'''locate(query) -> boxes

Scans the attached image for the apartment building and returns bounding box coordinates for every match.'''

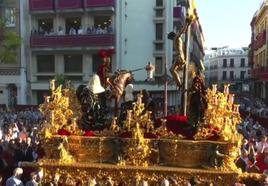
[250,1,268,102]
[0,0,27,107]
[0,0,205,112]
[205,47,250,93]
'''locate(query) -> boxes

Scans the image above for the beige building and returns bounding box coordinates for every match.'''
[205,47,250,93]
[250,1,268,102]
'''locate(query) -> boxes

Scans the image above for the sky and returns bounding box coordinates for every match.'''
[195,0,264,49]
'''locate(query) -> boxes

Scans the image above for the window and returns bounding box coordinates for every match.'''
[64,55,83,73]
[5,8,15,27]
[92,54,103,73]
[240,71,246,80]
[230,71,234,80]
[230,58,234,67]
[222,71,226,80]
[36,55,55,73]
[156,23,163,40]
[240,58,245,67]
[223,59,227,68]
[65,76,83,81]
[156,0,163,7]
[155,43,163,51]
[66,17,81,35]
[38,19,53,34]
[155,9,163,17]
[155,57,163,75]
[37,76,54,81]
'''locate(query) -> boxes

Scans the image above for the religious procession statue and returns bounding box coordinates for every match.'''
[76,74,107,131]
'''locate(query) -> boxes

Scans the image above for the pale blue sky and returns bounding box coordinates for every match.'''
[195,0,264,48]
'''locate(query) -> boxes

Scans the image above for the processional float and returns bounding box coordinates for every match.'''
[22,1,264,185]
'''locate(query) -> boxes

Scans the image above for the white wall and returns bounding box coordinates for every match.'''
[116,0,155,81]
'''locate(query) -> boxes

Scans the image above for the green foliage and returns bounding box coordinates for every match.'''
[0,19,21,64]
[54,74,71,88]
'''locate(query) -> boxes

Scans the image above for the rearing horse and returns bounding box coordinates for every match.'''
[107,70,133,115]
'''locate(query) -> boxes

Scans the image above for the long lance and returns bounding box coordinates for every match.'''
[129,67,145,73]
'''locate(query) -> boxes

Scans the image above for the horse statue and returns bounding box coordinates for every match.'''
[107,69,134,116]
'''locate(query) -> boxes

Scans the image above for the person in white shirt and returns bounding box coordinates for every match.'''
[77,27,84,35]
[69,27,76,35]
[256,136,268,154]
[58,26,64,35]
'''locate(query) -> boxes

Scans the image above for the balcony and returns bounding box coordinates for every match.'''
[173,6,184,19]
[253,30,266,50]
[29,0,54,13]
[56,0,83,12]
[85,0,115,7]
[29,0,115,13]
[173,6,185,28]
[84,0,115,12]
[251,67,268,80]
[30,34,115,50]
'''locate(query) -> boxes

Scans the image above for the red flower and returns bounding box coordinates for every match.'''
[166,114,188,123]
[57,129,71,136]
[83,131,95,137]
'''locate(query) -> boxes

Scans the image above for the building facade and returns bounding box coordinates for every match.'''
[250,1,268,102]
[26,0,186,107]
[205,47,250,93]
[0,0,27,108]
[0,0,205,113]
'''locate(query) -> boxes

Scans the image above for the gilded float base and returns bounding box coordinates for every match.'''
[23,161,245,185]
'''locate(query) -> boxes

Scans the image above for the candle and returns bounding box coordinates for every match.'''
[224,84,230,95]
[228,94,234,105]
[50,79,55,91]
[45,96,50,103]
[212,84,217,94]
[137,94,142,105]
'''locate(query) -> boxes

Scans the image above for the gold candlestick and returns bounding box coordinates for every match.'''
[233,104,240,113]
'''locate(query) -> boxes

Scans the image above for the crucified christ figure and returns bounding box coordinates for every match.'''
[169,20,192,88]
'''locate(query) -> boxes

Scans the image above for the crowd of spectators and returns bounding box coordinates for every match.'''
[235,112,268,185]
[31,25,113,36]
[1,102,268,185]
[238,96,268,119]
[0,107,45,185]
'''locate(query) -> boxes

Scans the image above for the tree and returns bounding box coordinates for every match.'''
[0,20,21,64]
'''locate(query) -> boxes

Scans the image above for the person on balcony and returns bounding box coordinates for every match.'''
[78,27,84,35]
[58,26,64,35]
[48,29,55,36]
[96,25,102,34]
[108,25,113,33]
[86,26,92,35]
[69,27,76,35]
